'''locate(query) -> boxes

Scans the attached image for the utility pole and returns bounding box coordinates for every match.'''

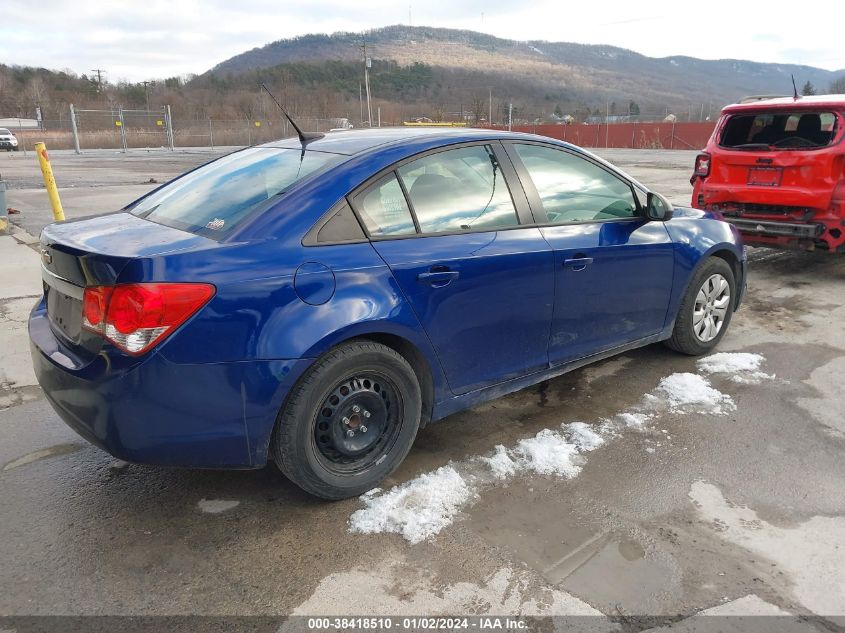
[91,69,105,93]
[141,80,151,111]
[508,103,513,131]
[360,43,373,127]
[359,83,364,125]
[489,88,492,126]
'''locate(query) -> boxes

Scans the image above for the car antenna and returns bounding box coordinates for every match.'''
[260,83,324,145]
[791,74,799,100]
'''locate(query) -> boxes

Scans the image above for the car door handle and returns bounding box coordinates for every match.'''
[417,270,460,287]
[563,257,594,271]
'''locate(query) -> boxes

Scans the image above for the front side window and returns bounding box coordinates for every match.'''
[397,145,519,233]
[513,144,638,223]
[130,147,342,237]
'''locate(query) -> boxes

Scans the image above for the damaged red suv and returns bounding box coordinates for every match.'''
[691,95,845,252]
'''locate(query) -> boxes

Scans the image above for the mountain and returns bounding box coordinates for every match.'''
[209,25,843,113]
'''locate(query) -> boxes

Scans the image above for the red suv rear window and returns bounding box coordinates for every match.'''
[720,111,837,150]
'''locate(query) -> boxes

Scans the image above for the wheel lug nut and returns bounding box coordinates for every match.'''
[363,411,371,418]
[342,416,350,425]
[352,405,360,413]
[360,425,368,433]
[346,430,355,438]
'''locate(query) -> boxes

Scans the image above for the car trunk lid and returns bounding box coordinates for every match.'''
[40,212,213,350]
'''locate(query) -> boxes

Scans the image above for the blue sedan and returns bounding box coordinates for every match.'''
[30,128,746,499]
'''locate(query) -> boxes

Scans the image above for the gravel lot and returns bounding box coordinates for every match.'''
[1,145,843,627]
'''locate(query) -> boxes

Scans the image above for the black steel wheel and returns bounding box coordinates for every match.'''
[273,340,421,499]
[312,372,403,475]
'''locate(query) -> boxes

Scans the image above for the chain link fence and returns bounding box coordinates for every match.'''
[5,106,354,152]
[6,103,716,152]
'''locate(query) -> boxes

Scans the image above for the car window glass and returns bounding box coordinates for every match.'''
[314,201,365,243]
[129,147,341,237]
[397,145,519,233]
[721,112,837,149]
[357,173,416,237]
[513,144,637,223]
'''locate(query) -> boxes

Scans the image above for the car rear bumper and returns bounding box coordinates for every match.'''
[693,181,845,252]
[29,300,311,468]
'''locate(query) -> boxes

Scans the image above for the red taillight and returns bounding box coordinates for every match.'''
[82,286,112,329]
[694,153,711,178]
[82,283,215,355]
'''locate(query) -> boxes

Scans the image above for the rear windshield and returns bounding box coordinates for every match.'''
[129,147,342,237]
[720,111,838,150]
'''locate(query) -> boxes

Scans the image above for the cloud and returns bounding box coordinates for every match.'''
[1,0,843,82]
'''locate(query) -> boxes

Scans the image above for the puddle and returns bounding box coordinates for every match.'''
[2,443,82,471]
[468,480,679,613]
[559,537,677,614]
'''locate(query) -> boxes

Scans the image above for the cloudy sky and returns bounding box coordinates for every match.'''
[2,0,843,82]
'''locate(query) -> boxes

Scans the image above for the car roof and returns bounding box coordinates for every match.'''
[261,126,543,156]
[723,94,845,114]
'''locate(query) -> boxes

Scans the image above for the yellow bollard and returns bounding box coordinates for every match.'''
[35,142,65,222]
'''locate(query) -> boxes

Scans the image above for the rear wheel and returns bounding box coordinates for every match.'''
[272,340,421,499]
[666,257,735,355]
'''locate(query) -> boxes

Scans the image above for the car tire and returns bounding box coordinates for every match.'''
[272,340,421,500]
[665,257,736,356]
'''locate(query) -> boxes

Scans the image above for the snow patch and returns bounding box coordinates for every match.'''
[197,499,240,514]
[513,429,583,477]
[564,422,605,451]
[348,466,474,544]
[697,352,774,384]
[655,372,735,415]
[617,412,651,428]
[348,360,755,544]
[481,445,517,480]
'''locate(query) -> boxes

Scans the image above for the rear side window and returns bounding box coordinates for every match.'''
[130,147,342,237]
[397,145,519,233]
[720,112,838,150]
[356,173,416,237]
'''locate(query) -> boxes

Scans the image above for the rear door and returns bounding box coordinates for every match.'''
[505,142,674,366]
[351,143,555,395]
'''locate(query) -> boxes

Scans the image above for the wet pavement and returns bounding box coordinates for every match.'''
[0,148,844,623]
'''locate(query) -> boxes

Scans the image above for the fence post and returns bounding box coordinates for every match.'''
[165,105,175,150]
[0,175,7,234]
[69,104,81,154]
[247,120,251,146]
[208,118,214,149]
[17,119,27,156]
[670,120,676,150]
[118,108,128,153]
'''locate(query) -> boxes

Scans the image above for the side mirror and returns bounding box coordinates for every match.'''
[645,191,674,221]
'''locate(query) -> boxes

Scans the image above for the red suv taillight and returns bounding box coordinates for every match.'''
[82,283,215,355]
[694,153,711,178]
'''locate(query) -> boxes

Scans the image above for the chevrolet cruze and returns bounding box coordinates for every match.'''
[30,128,746,499]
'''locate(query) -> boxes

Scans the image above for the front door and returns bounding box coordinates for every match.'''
[506,142,675,365]
[352,143,555,395]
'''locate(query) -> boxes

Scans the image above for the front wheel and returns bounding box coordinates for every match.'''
[272,340,421,499]
[665,257,736,355]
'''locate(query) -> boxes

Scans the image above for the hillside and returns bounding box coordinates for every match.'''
[209,25,844,113]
